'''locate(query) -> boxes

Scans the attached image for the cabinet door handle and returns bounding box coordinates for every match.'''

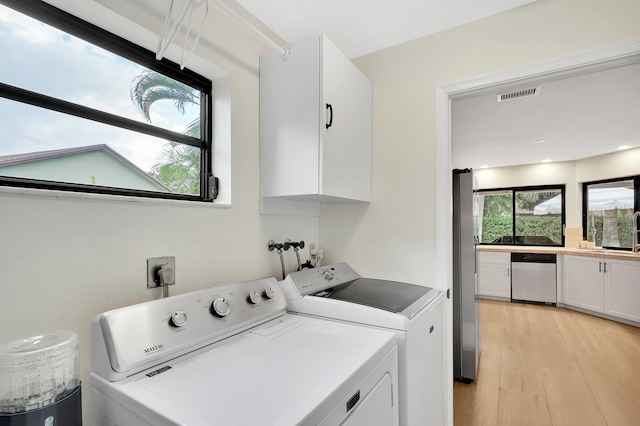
[599,261,602,273]
[326,103,333,129]
[604,262,607,273]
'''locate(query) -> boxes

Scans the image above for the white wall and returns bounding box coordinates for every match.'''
[321,0,640,424]
[0,0,319,419]
[474,161,580,226]
[323,0,640,283]
[577,147,640,183]
[474,147,640,227]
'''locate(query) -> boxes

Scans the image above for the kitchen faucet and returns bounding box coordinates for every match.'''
[633,211,640,253]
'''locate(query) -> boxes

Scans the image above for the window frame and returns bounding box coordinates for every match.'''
[0,0,216,202]
[581,175,640,251]
[477,184,566,247]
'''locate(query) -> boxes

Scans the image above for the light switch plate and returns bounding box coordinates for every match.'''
[147,256,176,288]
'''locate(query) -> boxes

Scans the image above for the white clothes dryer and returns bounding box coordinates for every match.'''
[90,277,399,426]
[279,263,445,426]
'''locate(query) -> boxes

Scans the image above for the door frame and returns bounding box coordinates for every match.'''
[435,37,640,426]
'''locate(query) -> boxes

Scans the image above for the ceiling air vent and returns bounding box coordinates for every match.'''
[497,86,541,102]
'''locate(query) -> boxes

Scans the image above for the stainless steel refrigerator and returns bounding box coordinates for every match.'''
[452,168,480,383]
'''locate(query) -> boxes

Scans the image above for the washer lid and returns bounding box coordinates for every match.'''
[316,278,438,316]
[282,263,441,320]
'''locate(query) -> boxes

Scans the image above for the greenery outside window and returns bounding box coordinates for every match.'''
[582,177,640,250]
[0,0,216,201]
[477,185,565,246]
[476,189,513,243]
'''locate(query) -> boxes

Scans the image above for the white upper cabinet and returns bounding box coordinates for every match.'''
[260,34,372,207]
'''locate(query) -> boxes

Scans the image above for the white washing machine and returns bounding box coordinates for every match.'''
[279,263,445,426]
[90,277,399,426]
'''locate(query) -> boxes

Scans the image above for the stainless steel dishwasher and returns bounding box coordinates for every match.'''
[511,253,557,304]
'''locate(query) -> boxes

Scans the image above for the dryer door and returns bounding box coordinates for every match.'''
[317,344,399,426]
[340,374,394,426]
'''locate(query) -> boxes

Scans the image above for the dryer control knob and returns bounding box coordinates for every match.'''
[263,287,276,300]
[211,298,230,318]
[247,291,261,305]
[169,311,187,327]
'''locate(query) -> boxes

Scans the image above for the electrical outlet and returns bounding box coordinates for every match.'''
[147,257,176,288]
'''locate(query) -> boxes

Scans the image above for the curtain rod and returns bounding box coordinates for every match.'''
[207,0,289,58]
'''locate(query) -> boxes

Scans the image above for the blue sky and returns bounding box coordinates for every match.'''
[0,4,199,171]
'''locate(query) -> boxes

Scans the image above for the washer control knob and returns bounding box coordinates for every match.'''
[322,270,335,282]
[169,311,187,327]
[211,298,230,318]
[247,291,261,305]
[263,287,276,300]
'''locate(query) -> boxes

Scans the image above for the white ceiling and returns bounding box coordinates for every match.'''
[234,0,538,59]
[227,0,640,170]
[452,61,640,169]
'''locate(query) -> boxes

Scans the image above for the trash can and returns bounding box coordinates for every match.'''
[0,330,82,425]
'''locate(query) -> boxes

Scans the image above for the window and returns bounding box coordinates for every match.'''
[476,190,513,243]
[0,0,216,201]
[582,177,640,250]
[477,185,565,246]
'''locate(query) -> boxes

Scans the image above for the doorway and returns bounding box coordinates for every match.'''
[435,36,640,426]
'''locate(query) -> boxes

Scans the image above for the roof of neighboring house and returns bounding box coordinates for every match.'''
[0,144,170,191]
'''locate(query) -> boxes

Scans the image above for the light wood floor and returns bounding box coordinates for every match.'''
[453,300,640,426]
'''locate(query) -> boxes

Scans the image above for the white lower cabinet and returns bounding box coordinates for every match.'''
[564,256,605,312]
[479,251,640,326]
[477,252,511,299]
[605,259,640,323]
[565,255,640,322]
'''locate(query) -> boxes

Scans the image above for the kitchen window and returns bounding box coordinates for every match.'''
[0,0,216,201]
[582,176,640,250]
[477,185,565,246]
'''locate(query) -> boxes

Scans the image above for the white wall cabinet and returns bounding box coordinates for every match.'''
[477,252,511,299]
[260,33,372,208]
[605,259,640,323]
[564,255,605,312]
